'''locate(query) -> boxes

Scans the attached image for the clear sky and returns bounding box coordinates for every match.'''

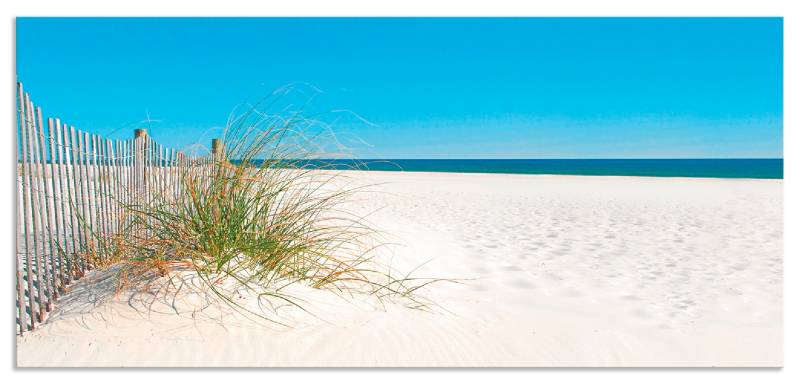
[16,17,783,159]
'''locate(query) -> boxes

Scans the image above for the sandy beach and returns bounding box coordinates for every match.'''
[15,171,783,367]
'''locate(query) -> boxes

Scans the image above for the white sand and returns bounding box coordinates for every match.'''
[16,172,783,367]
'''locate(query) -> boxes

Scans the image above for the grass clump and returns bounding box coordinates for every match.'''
[108,97,439,324]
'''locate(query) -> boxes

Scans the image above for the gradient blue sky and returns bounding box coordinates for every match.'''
[16,17,783,158]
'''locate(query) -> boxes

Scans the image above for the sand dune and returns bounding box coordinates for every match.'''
[16,172,783,367]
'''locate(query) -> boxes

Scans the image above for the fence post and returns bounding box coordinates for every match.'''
[134,129,147,190]
[134,129,147,238]
[211,138,224,161]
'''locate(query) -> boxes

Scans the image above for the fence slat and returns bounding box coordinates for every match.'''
[101,136,110,258]
[125,139,132,236]
[16,84,31,333]
[110,140,119,237]
[54,119,73,285]
[78,131,92,270]
[147,136,154,239]
[27,100,44,319]
[46,118,63,295]
[63,123,78,279]
[70,126,87,276]
[16,170,27,334]
[86,133,96,262]
[103,139,114,254]
[35,107,58,307]
[91,135,104,262]
[27,98,47,321]
[93,135,103,262]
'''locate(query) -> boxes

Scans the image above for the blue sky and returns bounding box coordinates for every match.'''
[16,17,782,158]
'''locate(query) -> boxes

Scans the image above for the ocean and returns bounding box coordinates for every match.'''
[296,159,783,179]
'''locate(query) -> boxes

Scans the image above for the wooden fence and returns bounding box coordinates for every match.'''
[15,82,218,335]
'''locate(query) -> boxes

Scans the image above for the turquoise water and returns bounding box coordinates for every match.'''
[299,159,783,179]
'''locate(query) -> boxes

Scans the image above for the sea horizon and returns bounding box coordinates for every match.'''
[286,158,784,179]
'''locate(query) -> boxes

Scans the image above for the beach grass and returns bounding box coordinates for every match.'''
[77,98,442,325]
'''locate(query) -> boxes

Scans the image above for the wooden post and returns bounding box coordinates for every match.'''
[134,129,146,238]
[135,129,147,203]
[210,139,221,198]
[211,138,224,161]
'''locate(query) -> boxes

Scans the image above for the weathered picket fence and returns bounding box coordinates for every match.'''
[15,82,219,335]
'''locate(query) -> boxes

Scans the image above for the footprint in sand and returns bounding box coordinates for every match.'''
[508,278,536,290]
